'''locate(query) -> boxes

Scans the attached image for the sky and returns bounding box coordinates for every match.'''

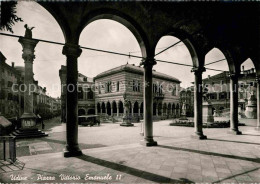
[0,1,255,98]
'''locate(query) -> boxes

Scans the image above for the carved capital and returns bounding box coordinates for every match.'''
[140,57,157,67]
[191,67,206,75]
[22,53,35,63]
[62,44,82,58]
[228,73,239,80]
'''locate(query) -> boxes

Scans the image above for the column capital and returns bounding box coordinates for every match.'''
[228,73,239,80]
[22,53,35,63]
[191,67,206,74]
[256,77,260,84]
[140,57,157,67]
[18,37,39,50]
[62,44,82,58]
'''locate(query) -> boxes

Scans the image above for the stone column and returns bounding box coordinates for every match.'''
[117,103,119,117]
[191,67,207,139]
[228,74,242,135]
[138,106,141,116]
[59,66,67,123]
[18,37,38,128]
[140,58,157,146]
[62,44,82,157]
[255,78,260,131]
[156,108,158,117]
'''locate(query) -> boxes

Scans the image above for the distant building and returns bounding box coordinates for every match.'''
[59,66,95,123]
[0,52,22,118]
[0,51,61,119]
[180,86,194,117]
[181,67,257,118]
[94,63,181,121]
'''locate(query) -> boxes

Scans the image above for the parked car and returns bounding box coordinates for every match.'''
[78,115,100,126]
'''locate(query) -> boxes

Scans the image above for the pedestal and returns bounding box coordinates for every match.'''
[120,116,134,127]
[203,101,214,125]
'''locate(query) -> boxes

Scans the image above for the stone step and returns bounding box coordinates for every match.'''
[10,129,48,139]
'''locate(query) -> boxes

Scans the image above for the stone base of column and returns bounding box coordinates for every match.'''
[140,137,157,146]
[191,132,207,140]
[64,145,82,157]
[120,122,134,127]
[140,132,144,136]
[255,127,260,131]
[227,129,242,135]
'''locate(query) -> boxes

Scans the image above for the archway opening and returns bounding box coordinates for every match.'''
[112,101,117,114]
[240,58,257,118]
[97,103,101,114]
[153,103,157,116]
[78,109,86,116]
[133,102,139,114]
[118,101,124,114]
[101,102,106,114]
[154,35,196,119]
[88,109,95,115]
[204,48,229,117]
[107,102,111,116]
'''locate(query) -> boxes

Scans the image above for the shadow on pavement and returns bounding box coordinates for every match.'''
[76,154,193,183]
[157,145,260,163]
[213,167,260,183]
[207,138,260,146]
[41,137,106,150]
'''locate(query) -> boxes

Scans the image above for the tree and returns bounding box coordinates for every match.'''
[0,1,23,33]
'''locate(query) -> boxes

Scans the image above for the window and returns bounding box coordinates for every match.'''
[87,89,94,99]
[78,87,83,99]
[98,85,101,94]
[116,81,120,92]
[172,85,176,96]
[105,81,112,93]
[158,83,163,94]
[133,80,140,92]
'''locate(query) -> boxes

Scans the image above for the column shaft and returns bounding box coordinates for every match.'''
[141,58,157,146]
[192,68,207,139]
[256,80,260,130]
[229,74,242,134]
[63,44,82,157]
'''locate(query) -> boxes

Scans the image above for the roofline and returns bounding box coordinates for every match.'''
[94,65,181,83]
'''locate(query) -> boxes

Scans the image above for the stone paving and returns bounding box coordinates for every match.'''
[1,118,260,183]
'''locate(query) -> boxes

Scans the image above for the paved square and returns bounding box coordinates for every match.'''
[1,118,260,183]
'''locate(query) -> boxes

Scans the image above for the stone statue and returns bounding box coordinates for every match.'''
[24,24,35,38]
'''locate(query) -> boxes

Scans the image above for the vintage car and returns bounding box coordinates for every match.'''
[78,115,100,126]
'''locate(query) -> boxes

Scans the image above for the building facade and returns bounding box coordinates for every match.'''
[0,52,61,119]
[182,67,257,118]
[59,65,95,123]
[94,63,181,121]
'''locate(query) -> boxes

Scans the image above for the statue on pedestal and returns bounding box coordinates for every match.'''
[202,86,214,124]
[24,24,35,38]
[245,91,257,119]
[120,93,134,127]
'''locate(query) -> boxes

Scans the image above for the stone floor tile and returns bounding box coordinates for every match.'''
[173,167,188,174]
[202,169,218,178]
[216,167,232,174]
[186,173,203,182]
